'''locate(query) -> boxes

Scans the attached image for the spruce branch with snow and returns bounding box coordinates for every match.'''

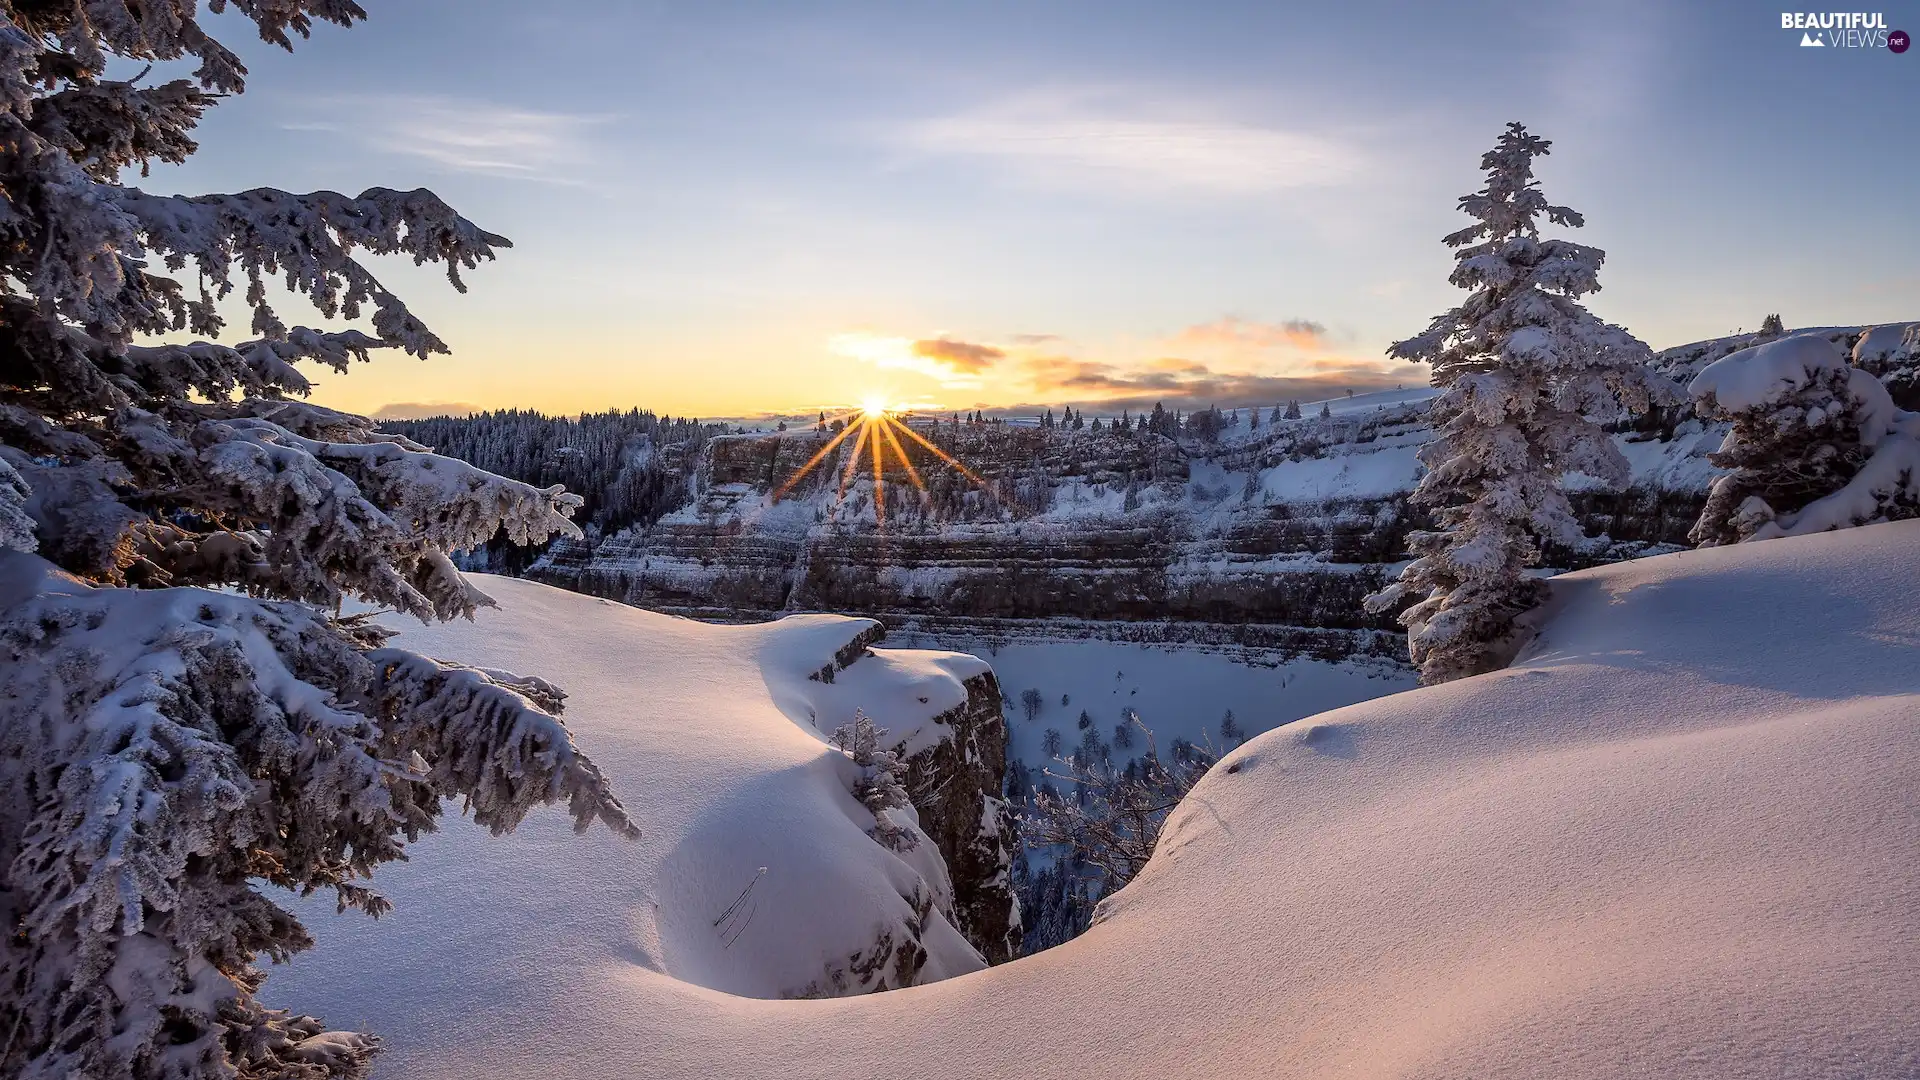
[1366,122,1678,684]
[0,6,633,1078]
[1688,334,1920,544]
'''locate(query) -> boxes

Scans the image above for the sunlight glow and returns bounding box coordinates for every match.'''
[770,405,982,529]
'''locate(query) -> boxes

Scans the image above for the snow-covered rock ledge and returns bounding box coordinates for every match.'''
[268,576,1014,1008]
[277,522,1917,1079]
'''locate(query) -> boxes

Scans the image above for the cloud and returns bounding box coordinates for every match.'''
[1010,353,1421,414]
[829,324,1413,414]
[285,96,606,184]
[1143,356,1213,375]
[1171,316,1329,351]
[911,337,1005,374]
[831,332,996,386]
[898,88,1359,196]
[371,401,483,420]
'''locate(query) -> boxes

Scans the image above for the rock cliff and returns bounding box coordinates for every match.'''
[530,323,1915,660]
[528,397,1704,663]
[814,625,1022,965]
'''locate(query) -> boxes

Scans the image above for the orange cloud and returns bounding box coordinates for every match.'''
[1144,356,1212,375]
[910,337,1005,374]
[1008,351,1421,413]
[372,400,483,419]
[1172,316,1329,352]
[827,325,1415,415]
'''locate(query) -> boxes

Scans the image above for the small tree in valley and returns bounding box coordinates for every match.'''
[1365,123,1675,684]
[1219,709,1244,746]
[1020,687,1045,722]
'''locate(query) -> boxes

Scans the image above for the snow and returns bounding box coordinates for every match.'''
[1752,412,1920,540]
[1256,440,1422,501]
[270,521,1920,1078]
[1300,385,1440,416]
[269,578,991,1011]
[956,637,1412,769]
[1851,321,1917,369]
[1576,424,1721,492]
[1687,332,1852,413]
[1689,332,1920,542]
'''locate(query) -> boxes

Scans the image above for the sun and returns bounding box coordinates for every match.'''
[771,398,985,528]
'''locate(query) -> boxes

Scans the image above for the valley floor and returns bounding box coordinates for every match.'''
[270,521,1920,1079]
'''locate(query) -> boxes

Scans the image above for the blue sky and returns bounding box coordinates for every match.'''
[146,0,1917,420]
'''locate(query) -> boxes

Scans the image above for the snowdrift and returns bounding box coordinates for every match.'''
[270,580,996,1012]
[276,525,1919,1078]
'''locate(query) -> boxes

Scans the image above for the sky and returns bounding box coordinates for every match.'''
[142,0,1917,422]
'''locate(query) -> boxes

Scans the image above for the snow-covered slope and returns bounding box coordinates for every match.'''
[276,523,1918,1078]
[268,578,1004,1014]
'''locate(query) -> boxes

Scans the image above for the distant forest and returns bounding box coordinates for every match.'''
[383,408,727,569]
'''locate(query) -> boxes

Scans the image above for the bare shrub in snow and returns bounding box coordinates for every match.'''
[1689,334,1920,544]
[0,7,635,1078]
[1366,123,1677,684]
[1023,715,1213,897]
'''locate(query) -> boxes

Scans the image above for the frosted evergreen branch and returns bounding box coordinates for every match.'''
[0,554,635,1079]
[106,185,509,354]
[367,648,640,838]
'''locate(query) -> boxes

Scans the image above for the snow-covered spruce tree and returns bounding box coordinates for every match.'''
[831,711,918,852]
[0,7,637,1079]
[1689,334,1920,544]
[1366,123,1675,684]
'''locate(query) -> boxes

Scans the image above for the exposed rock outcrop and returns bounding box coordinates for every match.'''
[818,625,1022,964]
[898,669,1020,964]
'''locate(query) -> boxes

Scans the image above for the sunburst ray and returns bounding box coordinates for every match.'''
[877,417,927,493]
[771,406,984,524]
[838,420,872,501]
[869,414,886,526]
[891,420,987,485]
[773,420,859,500]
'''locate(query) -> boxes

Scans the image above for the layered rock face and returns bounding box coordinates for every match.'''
[529,324,1915,661]
[530,399,1702,663]
[899,669,1020,964]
